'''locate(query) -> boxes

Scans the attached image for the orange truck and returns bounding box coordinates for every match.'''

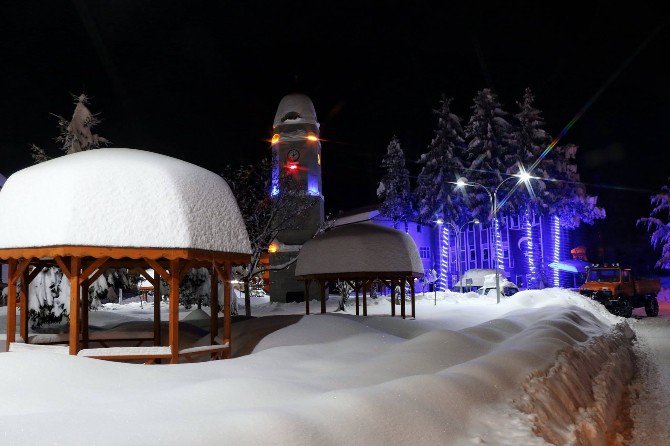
[579,266,660,318]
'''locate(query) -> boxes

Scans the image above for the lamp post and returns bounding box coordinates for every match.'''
[455,170,537,303]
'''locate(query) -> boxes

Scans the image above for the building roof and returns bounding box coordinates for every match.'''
[295,223,423,278]
[273,94,319,128]
[0,148,251,254]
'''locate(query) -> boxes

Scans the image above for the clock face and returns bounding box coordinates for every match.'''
[287,148,300,162]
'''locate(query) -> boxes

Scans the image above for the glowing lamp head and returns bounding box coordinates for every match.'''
[268,243,278,253]
[435,218,444,225]
[456,178,468,188]
[473,219,480,224]
[271,134,280,144]
[287,163,298,170]
[306,134,318,142]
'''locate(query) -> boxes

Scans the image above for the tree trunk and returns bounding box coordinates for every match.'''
[244,278,251,317]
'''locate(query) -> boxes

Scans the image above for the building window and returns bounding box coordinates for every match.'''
[419,247,430,259]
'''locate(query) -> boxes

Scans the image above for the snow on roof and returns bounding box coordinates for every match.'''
[295,223,423,277]
[0,148,251,254]
[273,94,319,128]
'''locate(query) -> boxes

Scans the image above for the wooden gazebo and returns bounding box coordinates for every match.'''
[294,223,424,319]
[0,149,251,364]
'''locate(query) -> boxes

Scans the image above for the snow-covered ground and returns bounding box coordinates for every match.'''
[0,288,641,445]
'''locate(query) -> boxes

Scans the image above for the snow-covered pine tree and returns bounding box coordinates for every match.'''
[639,179,670,269]
[463,88,512,221]
[377,136,412,229]
[505,88,552,214]
[415,95,470,225]
[30,93,109,163]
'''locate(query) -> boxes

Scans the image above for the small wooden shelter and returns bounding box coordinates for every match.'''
[0,149,251,364]
[295,223,423,318]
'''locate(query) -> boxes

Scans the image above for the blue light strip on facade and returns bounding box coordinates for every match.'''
[526,213,536,289]
[439,226,449,291]
[553,216,561,287]
[271,161,279,197]
[494,217,505,274]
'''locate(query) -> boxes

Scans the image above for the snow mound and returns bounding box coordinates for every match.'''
[295,223,423,277]
[273,93,318,127]
[0,149,251,254]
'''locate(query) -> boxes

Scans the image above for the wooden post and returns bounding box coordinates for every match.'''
[169,259,181,364]
[6,259,17,351]
[69,257,81,355]
[153,273,162,347]
[305,280,311,314]
[223,262,232,358]
[320,281,326,314]
[20,269,29,343]
[355,284,360,316]
[362,282,367,317]
[400,278,406,320]
[81,278,89,348]
[410,278,416,319]
[209,267,218,345]
[390,280,396,317]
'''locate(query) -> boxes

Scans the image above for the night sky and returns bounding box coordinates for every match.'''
[1,2,669,267]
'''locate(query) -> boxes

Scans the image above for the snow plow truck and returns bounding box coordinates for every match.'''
[579,265,660,318]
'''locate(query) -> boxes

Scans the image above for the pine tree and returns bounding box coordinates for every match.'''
[377,136,412,228]
[639,180,670,269]
[463,88,512,220]
[415,95,470,225]
[505,88,552,214]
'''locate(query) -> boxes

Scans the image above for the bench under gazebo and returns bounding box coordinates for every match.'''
[295,223,423,318]
[0,148,251,364]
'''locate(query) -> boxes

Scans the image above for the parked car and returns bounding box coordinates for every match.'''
[579,265,660,317]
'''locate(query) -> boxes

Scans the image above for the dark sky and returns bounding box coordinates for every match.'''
[1,1,669,265]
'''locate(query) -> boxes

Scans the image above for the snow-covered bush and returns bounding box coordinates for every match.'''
[27,267,70,328]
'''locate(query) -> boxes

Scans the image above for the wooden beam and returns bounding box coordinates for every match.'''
[390,279,396,317]
[54,256,72,278]
[222,262,232,358]
[169,259,181,364]
[362,282,367,317]
[15,258,31,281]
[304,280,310,315]
[410,278,416,319]
[209,267,218,345]
[133,267,152,283]
[20,270,29,343]
[179,260,193,281]
[68,257,81,355]
[80,257,110,284]
[355,285,359,316]
[6,259,18,351]
[152,271,162,348]
[145,258,170,281]
[81,278,89,348]
[400,278,406,320]
[27,264,45,284]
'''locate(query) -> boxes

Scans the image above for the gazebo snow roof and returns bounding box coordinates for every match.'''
[0,148,251,256]
[295,223,424,279]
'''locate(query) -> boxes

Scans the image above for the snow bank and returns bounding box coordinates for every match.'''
[0,289,635,445]
[0,148,251,254]
[295,223,423,277]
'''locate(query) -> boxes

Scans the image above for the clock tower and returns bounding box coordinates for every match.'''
[269,94,325,302]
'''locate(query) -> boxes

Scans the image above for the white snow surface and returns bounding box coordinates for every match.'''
[295,222,423,277]
[273,93,319,127]
[0,288,638,445]
[0,148,251,254]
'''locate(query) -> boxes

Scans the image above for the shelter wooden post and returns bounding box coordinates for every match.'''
[69,257,81,355]
[81,278,89,348]
[320,281,326,314]
[390,280,396,317]
[20,268,29,343]
[304,280,310,315]
[400,278,406,320]
[222,262,232,358]
[362,282,367,316]
[355,284,360,316]
[6,259,17,351]
[169,259,181,364]
[410,278,416,319]
[209,267,218,345]
[152,272,162,347]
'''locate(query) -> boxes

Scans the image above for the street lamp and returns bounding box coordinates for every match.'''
[455,168,538,303]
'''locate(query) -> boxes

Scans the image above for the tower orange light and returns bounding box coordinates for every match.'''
[271,134,280,144]
[306,134,318,141]
[268,243,278,253]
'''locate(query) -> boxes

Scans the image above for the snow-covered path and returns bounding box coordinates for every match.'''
[628,303,670,445]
